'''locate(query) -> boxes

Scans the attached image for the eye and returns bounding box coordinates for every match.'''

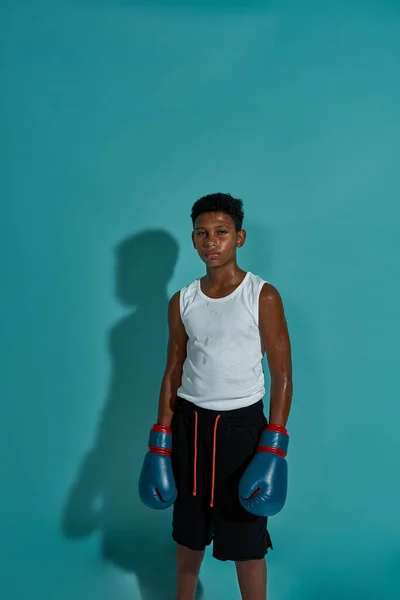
[196,231,205,236]
[217,230,228,235]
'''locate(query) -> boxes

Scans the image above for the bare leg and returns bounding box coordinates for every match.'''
[176,543,205,600]
[235,558,267,600]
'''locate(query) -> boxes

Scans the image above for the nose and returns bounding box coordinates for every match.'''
[204,234,217,248]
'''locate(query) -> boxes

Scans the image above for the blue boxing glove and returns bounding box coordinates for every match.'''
[138,424,177,509]
[239,424,289,517]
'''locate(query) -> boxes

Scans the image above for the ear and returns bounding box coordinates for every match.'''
[236,229,246,248]
[191,231,197,249]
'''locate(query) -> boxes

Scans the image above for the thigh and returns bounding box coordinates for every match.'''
[171,407,212,551]
[214,401,266,509]
[212,405,273,561]
[172,494,212,552]
[213,508,272,562]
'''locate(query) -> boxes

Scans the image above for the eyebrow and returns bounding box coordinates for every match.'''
[194,223,231,231]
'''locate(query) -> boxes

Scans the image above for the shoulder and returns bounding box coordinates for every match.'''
[168,278,198,317]
[246,272,280,302]
[176,278,199,314]
[259,281,282,303]
[168,278,197,304]
[168,290,181,312]
[168,290,190,336]
[258,281,286,322]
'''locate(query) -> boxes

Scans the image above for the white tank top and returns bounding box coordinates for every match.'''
[177,271,268,411]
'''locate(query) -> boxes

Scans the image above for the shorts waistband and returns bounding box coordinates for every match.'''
[176,397,264,422]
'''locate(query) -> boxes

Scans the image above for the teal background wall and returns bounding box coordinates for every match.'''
[1,1,400,598]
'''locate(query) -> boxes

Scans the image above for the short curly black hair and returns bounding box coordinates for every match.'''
[191,193,244,231]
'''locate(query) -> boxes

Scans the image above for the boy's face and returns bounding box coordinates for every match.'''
[192,211,246,267]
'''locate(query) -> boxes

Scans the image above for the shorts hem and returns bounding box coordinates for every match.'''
[172,532,210,553]
[212,548,271,562]
[212,531,273,562]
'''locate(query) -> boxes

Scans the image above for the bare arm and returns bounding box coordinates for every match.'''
[157,291,188,427]
[259,283,293,427]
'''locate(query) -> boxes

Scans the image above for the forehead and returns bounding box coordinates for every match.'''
[194,211,235,229]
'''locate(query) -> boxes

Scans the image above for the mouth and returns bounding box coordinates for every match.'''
[204,252,220,259]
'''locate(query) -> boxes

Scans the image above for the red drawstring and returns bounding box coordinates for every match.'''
[210,415,221,508]
[192,411,221,507]
[193,411,198,496]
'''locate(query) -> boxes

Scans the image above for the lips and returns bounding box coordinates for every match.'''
[205,252,220,258]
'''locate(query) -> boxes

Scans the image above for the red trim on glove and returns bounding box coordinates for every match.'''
[149,446,172,456]
[152,424,172,435]
[257,445,287,458]
[266,424,288,436]
[250,487,260,498]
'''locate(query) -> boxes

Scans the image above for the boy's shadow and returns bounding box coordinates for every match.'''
[61,230,203,600]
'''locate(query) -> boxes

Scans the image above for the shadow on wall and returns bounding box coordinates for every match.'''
[60,229,203,600]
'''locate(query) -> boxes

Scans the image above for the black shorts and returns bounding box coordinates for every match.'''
[171,397,273,562]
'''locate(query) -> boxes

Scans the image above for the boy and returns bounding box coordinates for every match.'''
[139,193,293,600]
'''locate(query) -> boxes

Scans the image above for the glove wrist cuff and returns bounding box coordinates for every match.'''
[266,424,288,436]
[260,424,289,456]
[148,424,173,455]
[152,424,172,435]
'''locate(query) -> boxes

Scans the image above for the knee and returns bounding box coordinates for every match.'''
[177,544,205,574]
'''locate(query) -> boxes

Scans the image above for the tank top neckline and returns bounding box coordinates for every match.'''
[197,271,251,303]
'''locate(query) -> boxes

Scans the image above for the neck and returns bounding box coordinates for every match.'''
[204,261,245,285]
